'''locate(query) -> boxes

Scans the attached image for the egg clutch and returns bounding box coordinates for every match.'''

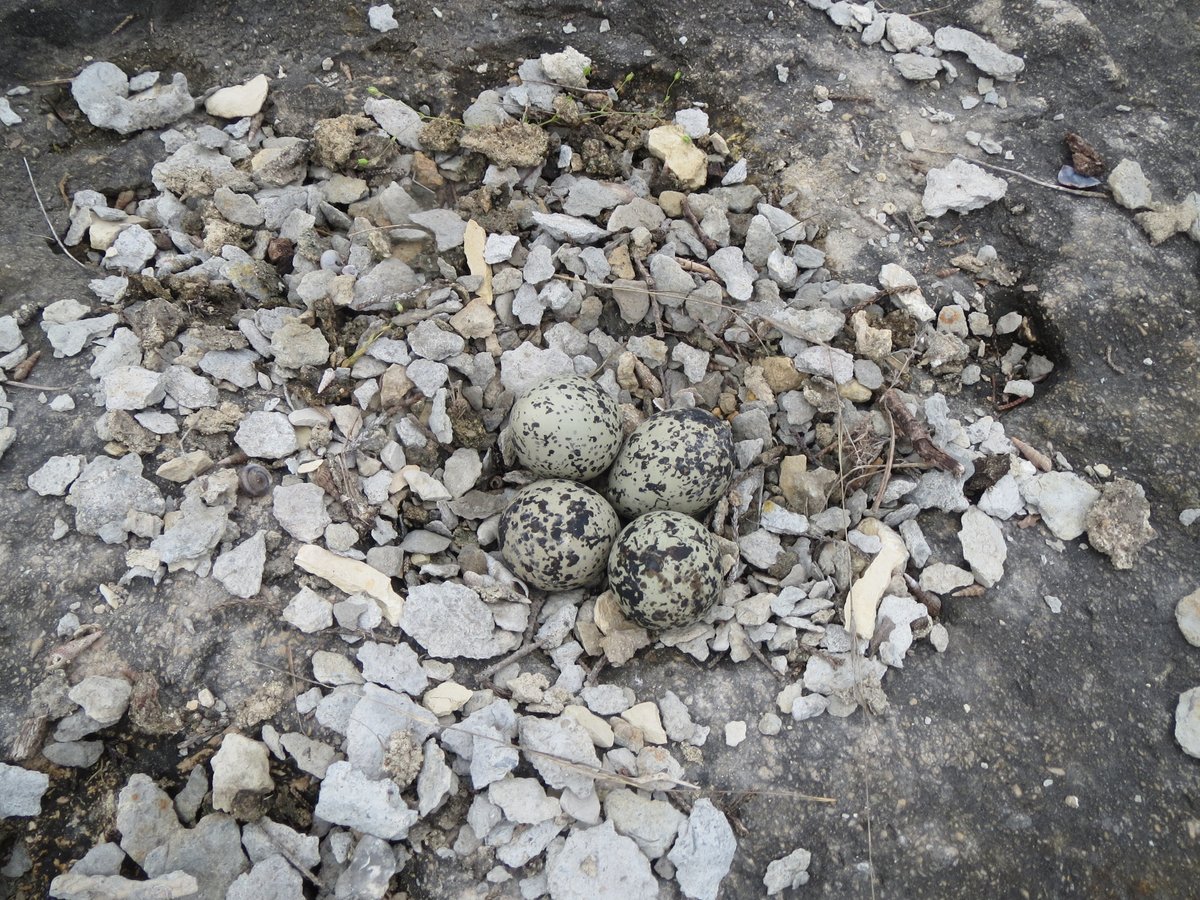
[497,375,735,630]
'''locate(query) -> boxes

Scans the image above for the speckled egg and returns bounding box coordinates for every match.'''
[605,408,735,518]
[498,479,620,590]
[608,511,723,629]
[508,376,623,481]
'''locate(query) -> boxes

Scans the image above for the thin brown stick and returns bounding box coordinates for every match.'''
[23,157,89,270]
[681,196,719,255]
[675,257,717,278]
[477,594,546,683]
[880,389,964,475]
[953,154,1108,199]
[870,409,897,514]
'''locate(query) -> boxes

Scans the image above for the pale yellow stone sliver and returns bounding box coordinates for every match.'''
[294,543,404,625]
[844,518,909,642]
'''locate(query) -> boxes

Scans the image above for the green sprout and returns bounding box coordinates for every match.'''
[662,70,682,105]
[366,86,382,96]
[356,157,371,168]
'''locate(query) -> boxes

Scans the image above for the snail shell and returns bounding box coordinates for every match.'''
[239,463,272,497]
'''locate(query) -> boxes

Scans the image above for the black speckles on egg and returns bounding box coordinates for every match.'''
[605,408,735,518]
[508,375,623,480]
[498,479,620,590]
[607,511,722,629]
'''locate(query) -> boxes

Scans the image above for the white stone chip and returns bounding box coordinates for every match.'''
[235,411,298,459]
[212,530,266,598]
[668,798,737,900]
[28,455,85,496]
[546,821,658,899]
[958,507,1006,587]
[922,158,1008,218]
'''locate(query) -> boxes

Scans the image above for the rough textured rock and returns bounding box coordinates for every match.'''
[933,26,1026,80]
[922,159,1008,218]
[315,761,420,840]
[398,583,519,658]
[1084,477,1156,569]
[668,798,736,900]
[72,61,194,134]
[0,763,49,818]
[546,821,659,899]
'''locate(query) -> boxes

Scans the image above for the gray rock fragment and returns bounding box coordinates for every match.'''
[270,319,329,368]
[605,788,685,859]
[68,675,132,727]
[335,836,399,900]
[417,738,457,817]
[72,61,194,134]
[235,411,298,460]
[0,763,49,818]
[103,226,158,271]
[531,212,610,244]
[764,847,812,894]
[518,715,600,799]
[922,158,1008,218]
[1177,687,1200,759]
[1108,159,1153,210]
[1019,471,1099,541]
[886,14,933,51]
[708,246,754,301]
[212,531,266,598]
[102,365,165,411]
[400,583,520,659]
[67,455,165,542]
[227,855,303,900]
[357,641,429,695]
[410,208,468,251]
[152,142,254,198]
[934,26,1025,80]
[142,813,248,900]
[116,774,183,865]
[28,455,85,497]
[893,53,942,81]
[1177,588,1200,648]
[668,798,736,900]
[42,740,105,768]
[546,821,658,900]
[49,870,199,899]
[210,733,273,814]
[346,684,437,778]
[958,507,1006,587]
[315,761,420,840]
[499,342,574,397]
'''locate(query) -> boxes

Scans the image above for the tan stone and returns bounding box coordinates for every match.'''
[562,705,615,748]
[462,219,492,304]
[621,702,667,745]
[606,243,635,280]
[155,450,213,483]
[658,190,686,217]
[449,299,496,339]
[646,125,707,190]
[845,519,908,641]
[759,356,804,393]
[205,74,269,118]
[779,456,838,515]
[423,681,473,717]
[837,379,873,402]
[599,629,650,667]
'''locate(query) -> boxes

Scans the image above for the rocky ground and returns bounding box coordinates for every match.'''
[1,1,1199,898]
